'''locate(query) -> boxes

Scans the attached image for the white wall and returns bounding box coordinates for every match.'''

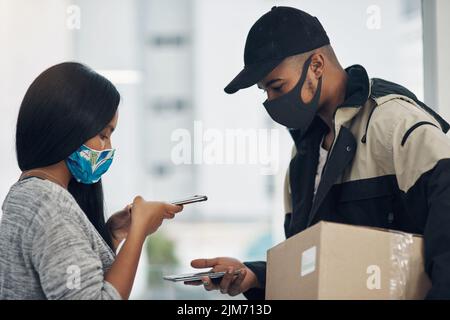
[0,0,74,216]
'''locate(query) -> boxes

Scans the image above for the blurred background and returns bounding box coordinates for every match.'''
[0,0,448,299]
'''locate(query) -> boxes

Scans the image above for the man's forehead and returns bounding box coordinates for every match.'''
[257,60,291,89]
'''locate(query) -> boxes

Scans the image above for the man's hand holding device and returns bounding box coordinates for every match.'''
[156,196,260,297]
[182,258,260,297]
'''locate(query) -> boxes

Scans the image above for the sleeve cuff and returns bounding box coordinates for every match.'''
[243,261,267,300]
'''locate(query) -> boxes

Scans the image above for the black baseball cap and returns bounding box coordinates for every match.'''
[224,6,330,94]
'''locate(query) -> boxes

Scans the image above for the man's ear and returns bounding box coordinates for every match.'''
[310,53,325,79]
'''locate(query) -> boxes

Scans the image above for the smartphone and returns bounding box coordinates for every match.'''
[171,195,208,206]
[163,270,240,283]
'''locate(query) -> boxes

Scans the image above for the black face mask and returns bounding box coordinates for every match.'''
[263,55,322,133]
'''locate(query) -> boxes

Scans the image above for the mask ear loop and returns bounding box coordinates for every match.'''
[297,55,323,106]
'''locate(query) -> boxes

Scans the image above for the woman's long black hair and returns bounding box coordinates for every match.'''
[15,62,120,249]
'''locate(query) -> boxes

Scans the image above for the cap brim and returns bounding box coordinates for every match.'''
[224,58,284,94]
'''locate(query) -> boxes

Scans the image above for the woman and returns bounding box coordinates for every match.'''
[0,62,183,299]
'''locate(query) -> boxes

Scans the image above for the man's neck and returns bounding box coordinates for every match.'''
[317,69,349,151]
[318,69,349,130]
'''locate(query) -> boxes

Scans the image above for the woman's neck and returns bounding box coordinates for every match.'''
[22,161,72,189]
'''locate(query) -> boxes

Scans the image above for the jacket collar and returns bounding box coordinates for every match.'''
[332,65,372,130]
[340,64,371,109]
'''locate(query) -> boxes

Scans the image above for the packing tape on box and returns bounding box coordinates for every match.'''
[389,231,414,299]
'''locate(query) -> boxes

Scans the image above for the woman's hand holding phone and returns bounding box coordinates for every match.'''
[106,195,207,299]
[105,196,183,299]
[107,198,182,246]
[129,196,183,237]
[107,194,205,249]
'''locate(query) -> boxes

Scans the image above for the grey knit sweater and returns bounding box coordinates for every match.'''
[0,177,121,300]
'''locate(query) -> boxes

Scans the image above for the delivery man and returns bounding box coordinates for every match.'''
[185,6,450,299]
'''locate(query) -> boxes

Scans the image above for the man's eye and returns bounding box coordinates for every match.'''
[272,84,284,91]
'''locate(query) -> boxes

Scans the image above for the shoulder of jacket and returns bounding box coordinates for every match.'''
[372,97,438,127]
[366,78,442,128]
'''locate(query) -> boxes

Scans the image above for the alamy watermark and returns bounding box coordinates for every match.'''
[171,121,280,175]
[66,5,81,30]
[366,5,382,30]
[66,265,81,290]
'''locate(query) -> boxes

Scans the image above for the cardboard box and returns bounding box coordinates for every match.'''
[266,221,431,300]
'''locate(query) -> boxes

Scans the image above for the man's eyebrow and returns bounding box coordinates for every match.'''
[259,78,282,89]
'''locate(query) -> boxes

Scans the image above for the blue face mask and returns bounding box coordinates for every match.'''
[66,144,115,184]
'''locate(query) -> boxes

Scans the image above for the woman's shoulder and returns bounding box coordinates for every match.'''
[2,177,80,225]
